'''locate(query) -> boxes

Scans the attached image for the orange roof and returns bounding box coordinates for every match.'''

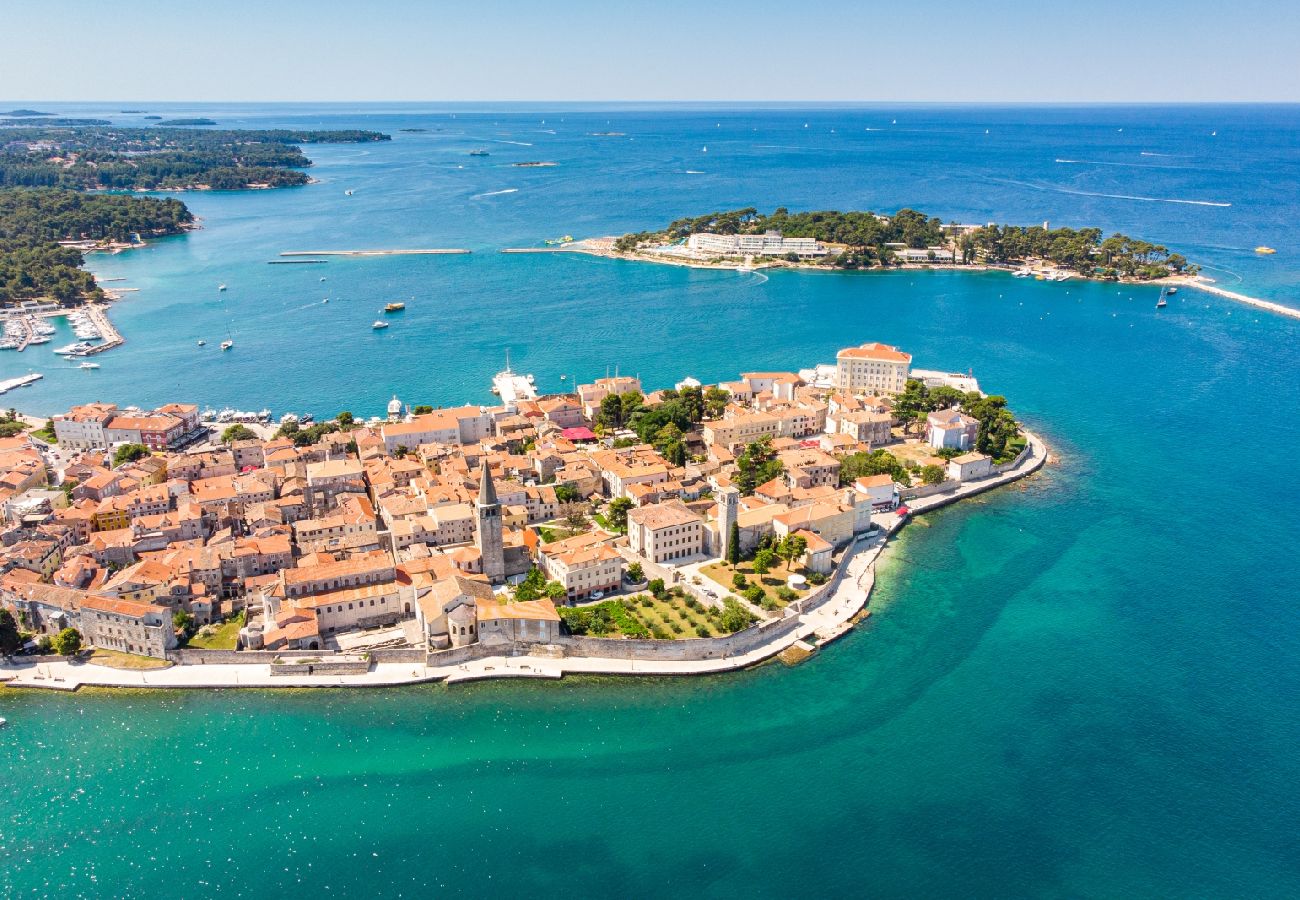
[476,596,560,623]
[82,593,166,618]
[855,474,895,488]
[836,342,911,363]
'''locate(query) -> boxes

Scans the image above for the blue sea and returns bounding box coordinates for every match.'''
[2,103,1299,898]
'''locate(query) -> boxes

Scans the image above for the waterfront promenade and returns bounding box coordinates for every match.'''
[1,433,1048,692]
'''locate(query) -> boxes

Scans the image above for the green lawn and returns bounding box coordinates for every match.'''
[88,648,171,670]
[188,612,244,650]
[700,560,809,610]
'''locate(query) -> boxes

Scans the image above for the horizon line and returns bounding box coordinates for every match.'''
[5,99,1300,107]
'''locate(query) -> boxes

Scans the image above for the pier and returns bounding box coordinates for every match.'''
[0,372,43,396]
[77,304,124,355]
[500,247,582,253]
[280,249,471,257]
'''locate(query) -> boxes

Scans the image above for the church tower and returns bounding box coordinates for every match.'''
[475,464,506,584]
[714,485,739,558]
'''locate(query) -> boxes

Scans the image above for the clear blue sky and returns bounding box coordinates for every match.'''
[4,0,1298,102]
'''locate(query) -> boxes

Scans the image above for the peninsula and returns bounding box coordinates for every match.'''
[0,125,391,190]
[0,341,1047,689]
[0,125,394,353]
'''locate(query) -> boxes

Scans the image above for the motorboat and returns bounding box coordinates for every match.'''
[54,342,95,355]
[372,320,389,329]
[220,340,234,351]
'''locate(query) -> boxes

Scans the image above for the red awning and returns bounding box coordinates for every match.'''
[561,427,598,441]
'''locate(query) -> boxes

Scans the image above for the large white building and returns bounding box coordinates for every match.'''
[835,342,912,396]
[687,231,824,258]
[628,501,704,564]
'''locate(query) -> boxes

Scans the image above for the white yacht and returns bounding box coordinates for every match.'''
[197,340,206,346]
[220,339,234,351]
[78,361,100,370]
[54,342,95,355]
[492,350,538,405]
[218,283,227,292]
[372,320,389,329]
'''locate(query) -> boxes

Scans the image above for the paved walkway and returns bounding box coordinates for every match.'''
[1,433,1047,692]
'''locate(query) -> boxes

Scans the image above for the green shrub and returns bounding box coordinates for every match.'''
[695,624,710,638]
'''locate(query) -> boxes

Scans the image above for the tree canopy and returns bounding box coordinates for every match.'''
[615,206,1194,279]
[0,126,390,191]
[0,188,193,305]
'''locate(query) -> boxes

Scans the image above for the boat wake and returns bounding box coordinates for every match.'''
[492,139,533,147]
[1055,157,1194,171]
[684,170,706,174]
[473,188,519,198]
[995,177,1231,207]
[743,271,769,284]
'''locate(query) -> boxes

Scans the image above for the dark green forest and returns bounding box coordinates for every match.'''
[0,126,389,190]
[0,189,192,304]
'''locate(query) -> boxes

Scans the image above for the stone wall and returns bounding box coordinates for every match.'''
[168,648,326,665]
[993,438,1035,474]
[270,656,370,676]
[369,647,427,664]
[899,480,961,502]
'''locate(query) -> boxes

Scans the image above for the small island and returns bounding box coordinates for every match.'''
[156,117,218,126]
[608,207,1197,281]
[0,109,51,117]
[512,161,558,167]
[0,342,1046,688]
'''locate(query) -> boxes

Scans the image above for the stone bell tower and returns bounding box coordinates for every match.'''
[714,485,740,557]
[475,464,506,584]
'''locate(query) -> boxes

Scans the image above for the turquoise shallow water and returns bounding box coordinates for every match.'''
[2,104,1300,897]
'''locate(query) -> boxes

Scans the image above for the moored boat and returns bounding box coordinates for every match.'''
[384,302,405,313]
